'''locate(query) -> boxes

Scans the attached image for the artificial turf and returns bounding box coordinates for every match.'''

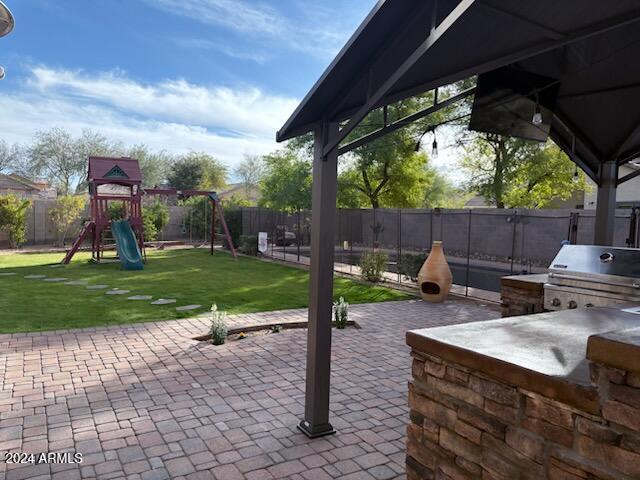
[0,248,411,333]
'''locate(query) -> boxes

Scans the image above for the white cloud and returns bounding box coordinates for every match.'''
[2,66,299,168]
[174,38,271,64]
[146,0,357,59]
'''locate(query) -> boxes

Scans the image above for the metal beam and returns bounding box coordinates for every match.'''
[552,111,602,170]
[323,0,478,156]
[298,121,339,439]
[594,161,618,245]
[549,129,598,184]
[325,2,433,122]
[338,87,476,156]
[330,7,640,128]
[559,81,640,100]
[618,166,640,186]
[477,1,564,40]
[612,120,640,162]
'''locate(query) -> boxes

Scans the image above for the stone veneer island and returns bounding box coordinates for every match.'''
[405,307,640,479]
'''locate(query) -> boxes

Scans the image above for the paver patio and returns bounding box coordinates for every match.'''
[0,298,499,480]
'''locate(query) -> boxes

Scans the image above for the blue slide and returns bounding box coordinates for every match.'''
[111,220,144,270]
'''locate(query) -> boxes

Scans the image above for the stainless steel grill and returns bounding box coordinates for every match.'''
[544,245,640,311]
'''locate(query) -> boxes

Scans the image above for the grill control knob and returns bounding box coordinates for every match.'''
[551,298,561,307]
[568,300,578,309]
[585,303,594,308]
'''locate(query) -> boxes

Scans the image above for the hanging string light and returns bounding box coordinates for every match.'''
[532,92,543,126]
[431,129,439,158]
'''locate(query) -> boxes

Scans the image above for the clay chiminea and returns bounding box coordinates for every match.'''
[417,241,452,303]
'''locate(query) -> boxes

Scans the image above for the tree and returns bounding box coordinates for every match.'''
[168,152,227,191]
[423,170,472,208]
[259,150,312,212]
[0,194,31,248]
[234,154,264,194]
[126,144,174,187]
[28,128,118,194]
[49,195,87,246]
[0,140,22,174]
[144,200,170,235]
[460,134,587,208]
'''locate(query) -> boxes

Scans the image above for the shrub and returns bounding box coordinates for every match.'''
[398,253,427,282]
[333,297,349,329]
[142,215,158,242]
[0,194,31,248]
[107,202,126,221]
[359,251,388,282]
[239,235,258,256]
[145,200,169,234]
[49,195,86,246]
[209,304,228,345]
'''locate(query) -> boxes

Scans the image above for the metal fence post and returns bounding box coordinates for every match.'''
[465,210,472,297]
[397,208,402,283]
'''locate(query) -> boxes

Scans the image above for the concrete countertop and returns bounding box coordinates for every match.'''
[407,307,640,413]
[500,273,548,290]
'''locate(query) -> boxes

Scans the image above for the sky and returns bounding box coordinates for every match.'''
[0,0,462,180]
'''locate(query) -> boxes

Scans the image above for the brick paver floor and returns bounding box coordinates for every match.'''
[0,299,499,480]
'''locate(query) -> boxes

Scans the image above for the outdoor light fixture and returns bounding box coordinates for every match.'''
[573,166,580,183]
[431,133,439,158]
[0,1,13,37]
[532,93,543,126]
[0,1,14,81]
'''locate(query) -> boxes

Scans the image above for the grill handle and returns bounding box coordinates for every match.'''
[549,272,640,289]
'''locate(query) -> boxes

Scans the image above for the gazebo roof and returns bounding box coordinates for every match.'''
[277,0,640,179]
[88,156,142,184]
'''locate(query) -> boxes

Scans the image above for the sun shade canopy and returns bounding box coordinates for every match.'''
[276,0,640,181]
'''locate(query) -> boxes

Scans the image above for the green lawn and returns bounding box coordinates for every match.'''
[0,248,411,333]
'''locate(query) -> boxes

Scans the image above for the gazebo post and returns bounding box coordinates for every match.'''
[298,121,339,438]
[594,160,618,246]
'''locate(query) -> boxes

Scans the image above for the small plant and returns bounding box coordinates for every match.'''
[239,235,258,256]
[209,304,228,345]
[398,253,427,282]
[333,297,349,329]
[359,251,388,283]
[271,324,283,333]
[237,332,247,340]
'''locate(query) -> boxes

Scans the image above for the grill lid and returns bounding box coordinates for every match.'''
[548,245,640,296]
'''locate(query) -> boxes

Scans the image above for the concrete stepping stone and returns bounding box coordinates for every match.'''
[24,274,46,279]
[128,295,153,301]
[44,277,68,282]
[105,289,130,295]
[63,280,88,285]
[0,272,16,276]
[151,298,176,305]
[87,284,109,290]
[176,304,202,312]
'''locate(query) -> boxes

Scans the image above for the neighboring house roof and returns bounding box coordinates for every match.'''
[219,183,261,204]
[88,156,142,184]
[464,195,494,209]
[0,174,56,198]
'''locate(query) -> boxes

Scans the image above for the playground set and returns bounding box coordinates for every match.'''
[62,156,237,269]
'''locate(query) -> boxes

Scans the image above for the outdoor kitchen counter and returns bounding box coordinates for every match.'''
[407,306,640,413]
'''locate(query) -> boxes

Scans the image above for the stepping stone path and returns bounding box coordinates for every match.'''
[64,280,88,285]
[0,272,16,276]
[105,289,130,295]
[176,304,202,312]
[87,284,109,290]
[44,277,68,282]
[128,295,153,301]
[151,299,176,305]
[24,275,46,279]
